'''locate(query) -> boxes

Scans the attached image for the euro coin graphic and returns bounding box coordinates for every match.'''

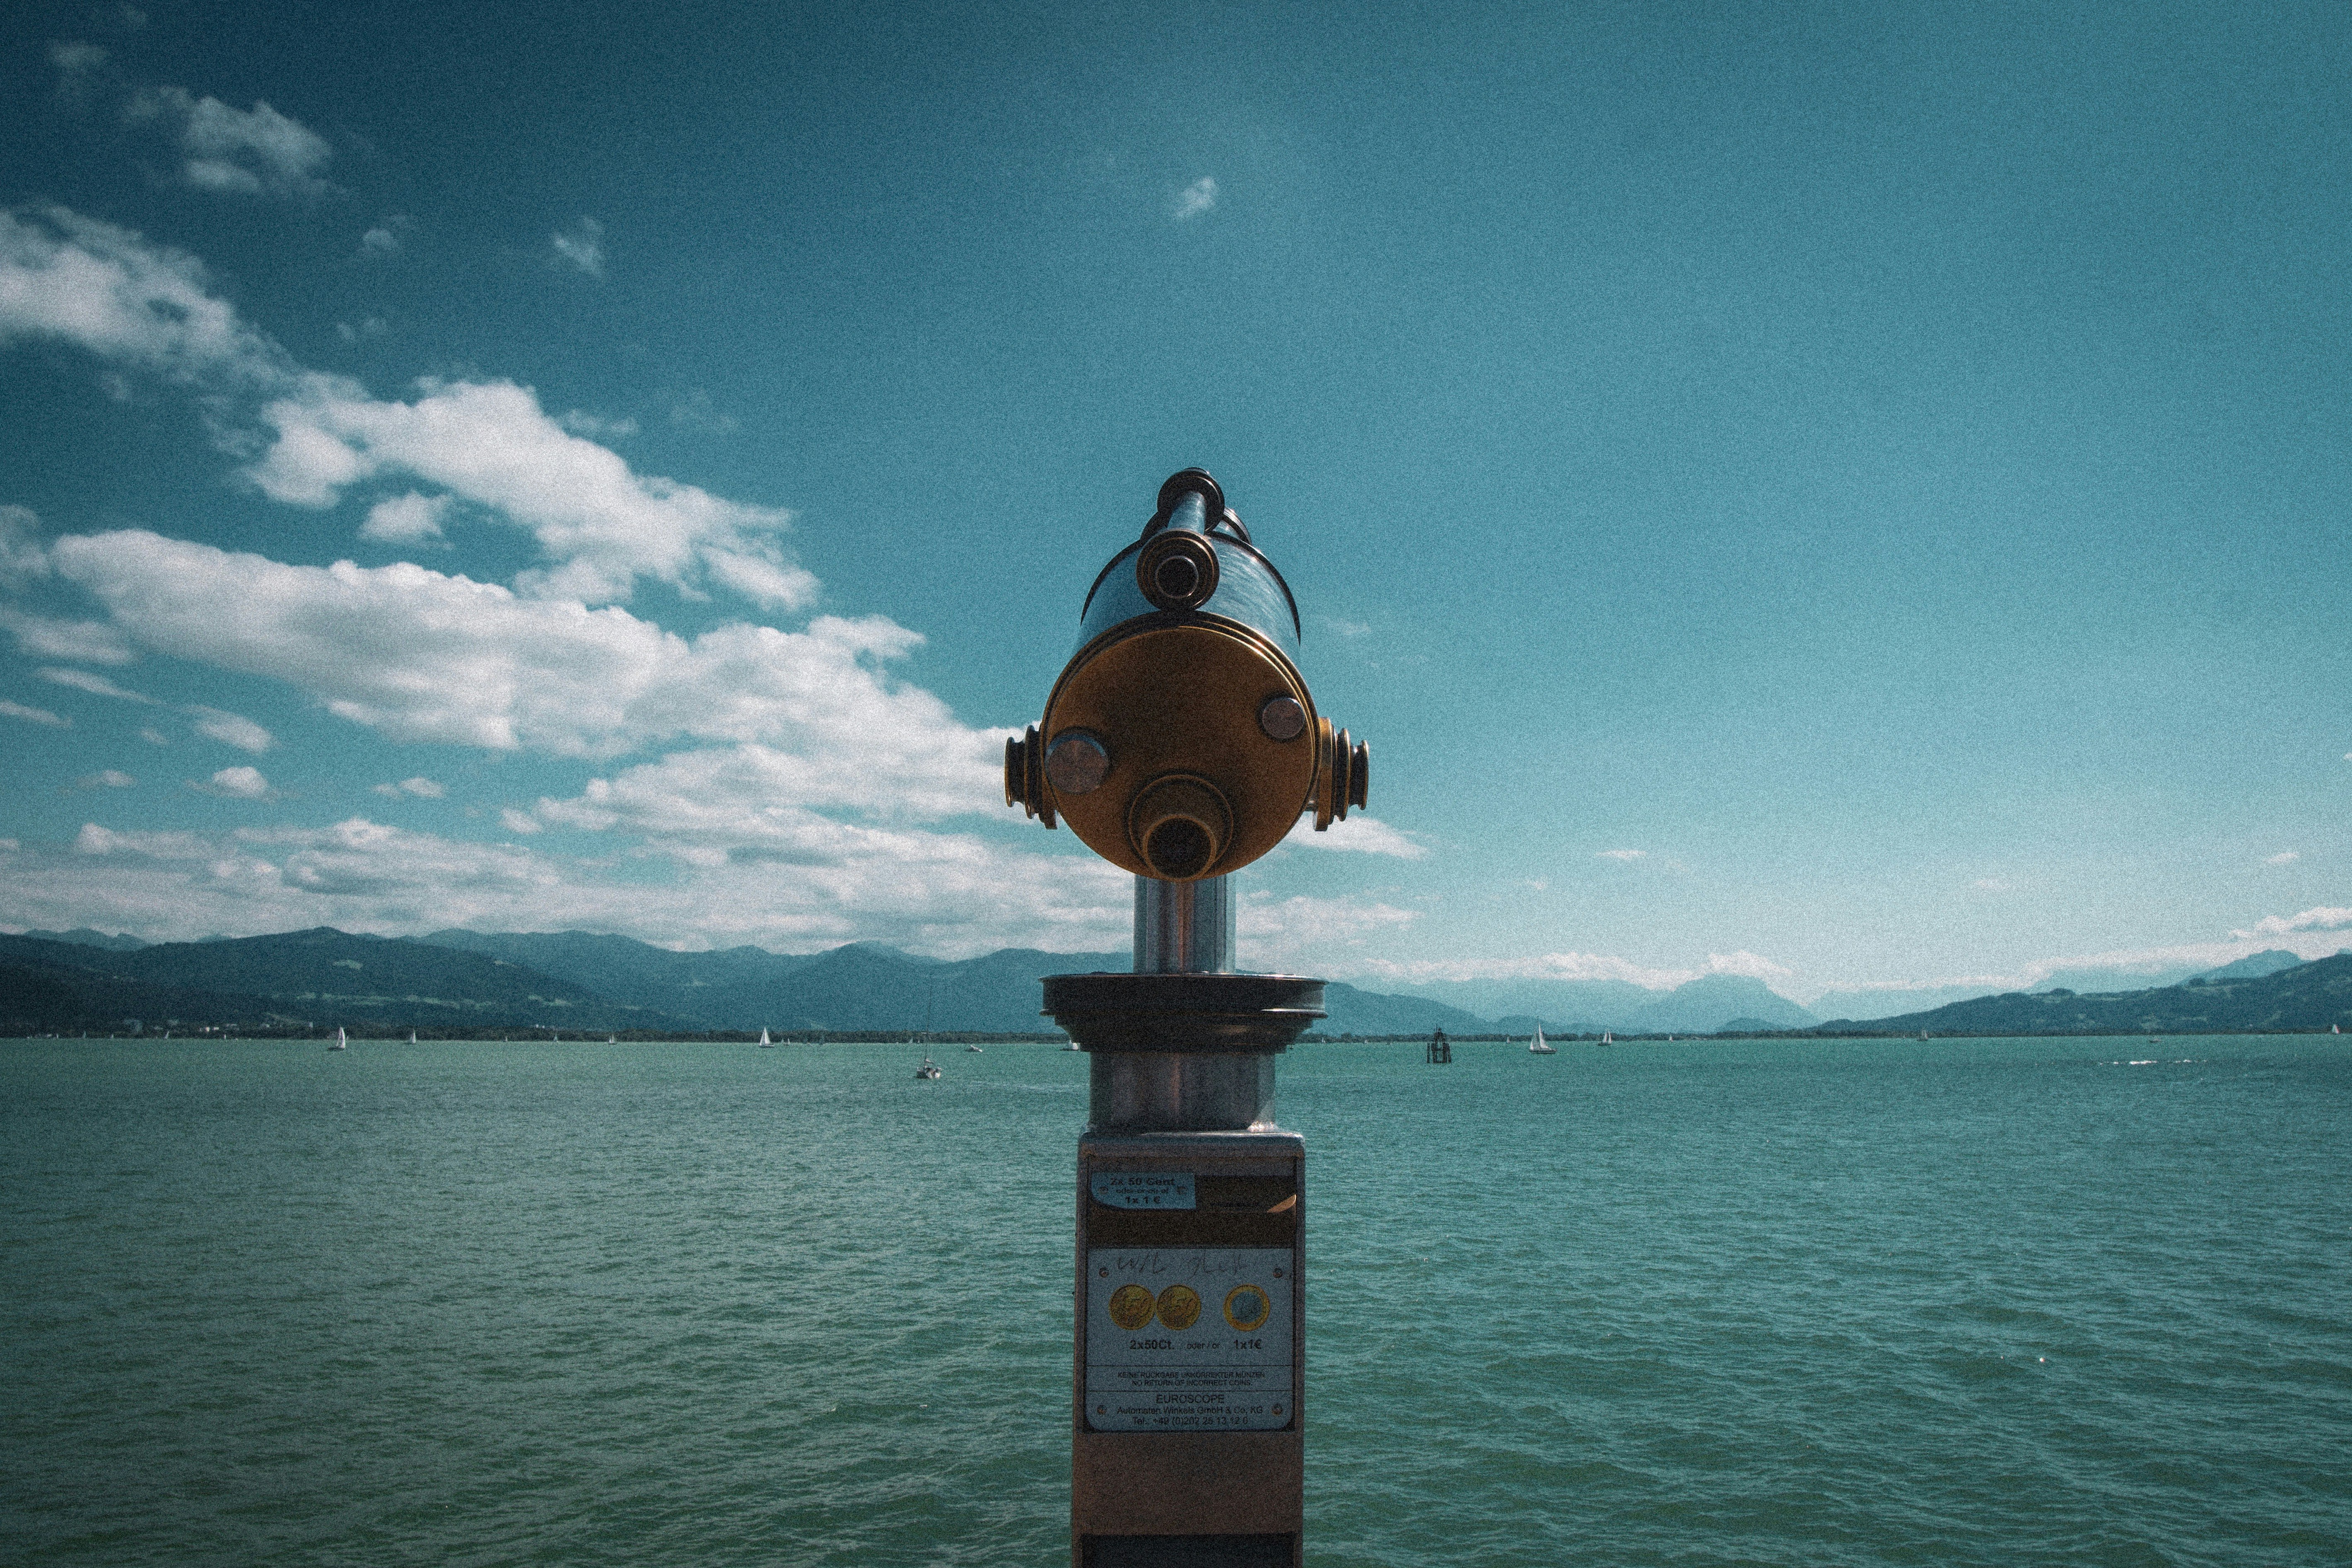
[1223,1283,1271,1332]
[1108,1283,1156,1332]
[1156,1283,1202,1331]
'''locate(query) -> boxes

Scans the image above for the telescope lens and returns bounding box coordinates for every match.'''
[1153,555,1200,601]
[1145,818,1214,880]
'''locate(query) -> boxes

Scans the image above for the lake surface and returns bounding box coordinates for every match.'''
[4,1035,2348,1566]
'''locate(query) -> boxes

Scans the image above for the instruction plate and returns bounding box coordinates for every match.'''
[1083,1246,1293,1432]
[1090,1172,1196,1210]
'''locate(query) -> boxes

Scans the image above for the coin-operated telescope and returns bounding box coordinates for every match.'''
[1005,466,1368,878]
[1005,468,1368,1568]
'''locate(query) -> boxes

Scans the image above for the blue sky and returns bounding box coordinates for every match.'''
[2,0,2347,1003]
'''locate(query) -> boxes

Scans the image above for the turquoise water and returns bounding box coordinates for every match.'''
[4,1035,2348,1566]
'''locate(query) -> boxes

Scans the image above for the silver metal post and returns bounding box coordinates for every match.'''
[1091,874,1268,1130]
[1134,874,1236,975]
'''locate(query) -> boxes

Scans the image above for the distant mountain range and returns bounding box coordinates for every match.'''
[1816,952,2352,1036]
[5,927,2344,1037]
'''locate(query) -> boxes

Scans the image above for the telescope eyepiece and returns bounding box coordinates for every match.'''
[1137,529,1220,611]
[1129,774,1233,881]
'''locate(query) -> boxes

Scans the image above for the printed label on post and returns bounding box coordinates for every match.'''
[1090,1172,1196,1210]
[1083,1246,1293,1432]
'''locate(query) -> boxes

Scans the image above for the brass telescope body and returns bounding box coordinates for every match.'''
[1005,471,1368,880]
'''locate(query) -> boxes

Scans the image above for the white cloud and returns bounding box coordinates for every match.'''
[51,534,979,786]
[0,207,291,388]
[360,491,451,545]
[360,215,413,257]
[125,85,333,197]
[1,504,51,584]
[248,377,811,607]
[1363,950,1694,991]
[550,217,605,277]
[499,807,542,835]
[2265,852,2299,866]
[2232,905,2352,939]
[2,607,134,664]
[196,765,271,799]
[49,41,111,75]
[559,410,638,439]
[371,776,444,799]
[1359,949,1794,994]
[80,768,135,788]
[1172,177,1217,220]
[1285,813,1427,859]
[3,207,811,610]
[1,698,70,727]
[186,705,272,753]
[1703,950,1795,981]
[138,725,167,745]
[40,665,157,703]
[17,814,1134,958]
[336,316,388,342]
[1597,848,1645,862]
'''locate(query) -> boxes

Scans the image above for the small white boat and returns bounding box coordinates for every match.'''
[328,1027,347,1052]
[758,1028,774,1048]
[2334,1024,2342,1035]
[1598,1031,1613,1047]
[1528,1025,1556,1055]
[1064,1040,1082,1051]
[1919,1030,1929,1041]
[966,1044,983,1052]
[606,1034,615,1044]
[914,1055,941,1081]
[408,1030,417,1045]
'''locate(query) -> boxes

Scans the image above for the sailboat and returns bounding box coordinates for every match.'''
[966,1043,984,1052]
[1597,1031,1613,1047]
[914,1055,942,1080]
[1528,1025,1556,1055]
[408,1030,417,1045]
[328,1026,347,1052]
[758,1027,774,1048]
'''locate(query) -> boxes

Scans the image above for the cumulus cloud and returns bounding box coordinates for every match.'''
[125,85,333,196]
[550,217,605,277]
[1286,814,1427,859]
[0,207,292,388]
[1597,848,1645,862]
[371,776,445,799]
[2,698,70,727]
[1172,177,1217,220]
[2265,852,2299,866]
[20,814,1133,957]
[248,377,811,606]
[193,765,271,798]
[185,705,272,753]
[499,807,542,835]
[1,607,135,663]
[360,215,413,257]
[80,769,135,788]
[2,207,810,609]
[360,491,451,545]
[2232,906,2352,939]
[51,533,977,786]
